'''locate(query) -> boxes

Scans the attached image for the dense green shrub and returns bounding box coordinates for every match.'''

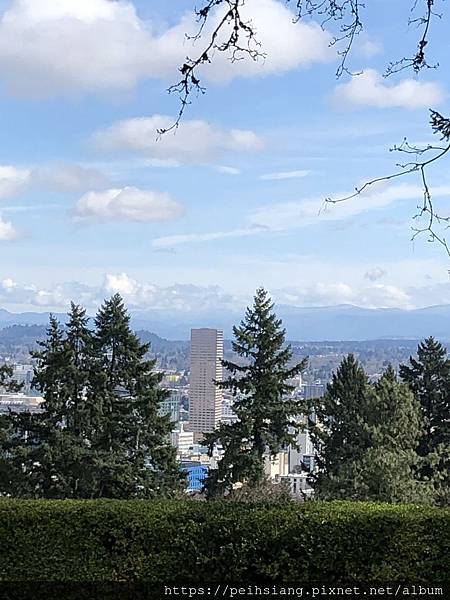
[0,500,448,584]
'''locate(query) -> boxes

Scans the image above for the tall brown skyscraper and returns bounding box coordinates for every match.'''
[189,328,223,438]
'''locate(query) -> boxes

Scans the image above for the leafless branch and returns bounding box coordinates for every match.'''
[158,0,264,135]
[165,0,443,130]
[293,1,364,77]
[385,0,442,76]
[325,110,450,256]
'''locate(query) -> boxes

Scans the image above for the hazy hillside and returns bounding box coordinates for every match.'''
[2,304,450,341]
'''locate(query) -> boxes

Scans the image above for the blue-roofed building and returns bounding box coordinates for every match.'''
[181,461,208,492]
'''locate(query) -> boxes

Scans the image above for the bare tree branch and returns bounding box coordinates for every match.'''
[292,0,364,77]
[161,0,450,255]
[325,111,450,255]
[158,0,264,135]
[385,0,442,76]
[165,0,443,129]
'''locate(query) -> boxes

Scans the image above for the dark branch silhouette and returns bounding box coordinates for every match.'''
[386,0,442,75]
[158,0,264,135]
[325,110,450,255]
[167,0,442,127]
[163,0,449,252]
[293,0,364,77]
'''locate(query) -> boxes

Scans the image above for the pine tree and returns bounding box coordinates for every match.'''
[204,288,308,497]
[311,354,371,499]
[350,367,431,503]
[0,316,66,497]
[6,314,82,498]
[400,337,450,502]
[1,297,183,499]
[0,364,22,393]
[87,294,182,498]
[313,361,432,503]
[0,363,23,494]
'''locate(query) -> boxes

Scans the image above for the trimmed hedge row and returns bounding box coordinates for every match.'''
[0,499,449,583]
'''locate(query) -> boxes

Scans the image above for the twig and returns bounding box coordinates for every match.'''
[325,110,450,256]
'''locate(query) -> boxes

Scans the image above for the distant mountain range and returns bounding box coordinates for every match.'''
[2,304,450,341]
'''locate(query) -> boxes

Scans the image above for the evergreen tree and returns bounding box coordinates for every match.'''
[87,294,182,498]
[400,337,450,501]
[311,354,371,498]
[313,361,432,503]
[0,364,22,393]
[349,367,431,503]
[2,315,76,498]
[1,297,183,499]
[205,288,308,497]
[0,363,23,494]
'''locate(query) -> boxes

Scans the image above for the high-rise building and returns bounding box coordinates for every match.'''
[189,328,223,438]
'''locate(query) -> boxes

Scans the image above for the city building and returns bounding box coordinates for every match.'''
[159,390,182,424]
[171,422,195,456]
[288,427,316,473]
[302,382,325,401]
[12,364,34,393]
[0,393,43,414]
[180,461,208,492]
[265,451,289,479]
[188,328,223,440]
[221,392,238,425]
[280,473,314,499]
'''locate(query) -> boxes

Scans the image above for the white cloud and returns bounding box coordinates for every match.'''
[104,272,138,296]
[359,35,383,58]
[1,277,16,290]
[365,267,387,282]
[0,0,332,97]
[153,227,264,249]
[74,187,183,223]
[0,0,163,95]
[197,0,333,82]
[215,166,241,176]
[0,215,18,240]
[150,183,450,250]
[334,69,445,109]
[250,183,450,231]
[4,266,450,314]
[260,169,310,181]
[0,274,240,313]
[93,115,265,163]
[275,282,412,309]
[0,165,30,199]
[34,164,108,192]
[275,282,355,306]
[0,279,95,309]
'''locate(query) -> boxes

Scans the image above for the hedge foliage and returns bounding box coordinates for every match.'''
[0,499,448,584]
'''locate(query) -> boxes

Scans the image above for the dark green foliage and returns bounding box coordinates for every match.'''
[313,354,370,480]
[0,363,23,492]
[86,294,183,498]
[205,288,307,496]
[400,337,450,500]
[0,362,22,393]
[0,500,448,584]
[313,358,430,503]
[0,296,183,499]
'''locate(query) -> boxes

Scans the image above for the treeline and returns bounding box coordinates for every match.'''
[313,347,449,505]
[203,289,449,504]
[0,295,183,498]
[0,289,449,504]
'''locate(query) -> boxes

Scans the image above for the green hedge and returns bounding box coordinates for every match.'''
[0,500,448,583]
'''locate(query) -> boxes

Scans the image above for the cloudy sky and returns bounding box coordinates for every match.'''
[1,0,450,316]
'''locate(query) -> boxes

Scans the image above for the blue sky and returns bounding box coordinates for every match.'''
[1,0,450,315]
